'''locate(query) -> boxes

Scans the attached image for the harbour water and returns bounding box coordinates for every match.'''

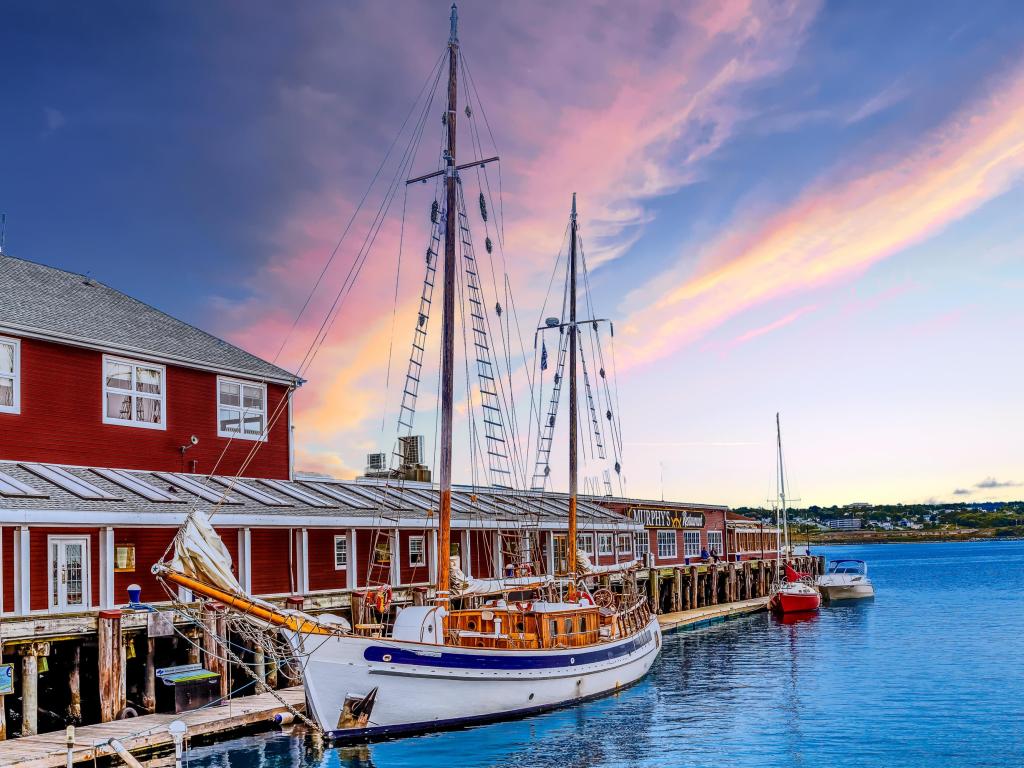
[185,540,1024,768]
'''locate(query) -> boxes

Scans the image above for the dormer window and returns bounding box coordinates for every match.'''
[102,355,165,429]
[0,337,19,414]
[217,376,267,440]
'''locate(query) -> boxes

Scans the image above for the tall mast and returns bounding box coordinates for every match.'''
[436,3,459,606]
[567,193,578,579]
[776,412,788,558]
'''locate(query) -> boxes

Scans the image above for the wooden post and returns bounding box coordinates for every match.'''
[142,637,157,714]
[351,592,364,627]
[254,647,267,683]
[689,565,699,608]
[98,610,124,722]
[709,564,718,605]
[67,642,82,723]
[649,570,661,614]
[203,605,229,700]
[19,646,39,737]
[673,568,683,613]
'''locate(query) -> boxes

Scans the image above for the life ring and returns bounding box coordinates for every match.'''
[369,585,393,614]
[514,601,532,613]
[579,591,595,607]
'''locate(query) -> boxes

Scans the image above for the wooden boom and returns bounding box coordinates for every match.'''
[154,565,336,636]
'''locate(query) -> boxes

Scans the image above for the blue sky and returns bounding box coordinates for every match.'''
[2,1,1023,506]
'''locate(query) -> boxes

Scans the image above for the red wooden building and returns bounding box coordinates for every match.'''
[0,255,299,480]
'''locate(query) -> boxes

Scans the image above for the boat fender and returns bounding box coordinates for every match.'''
[273,712,295,726]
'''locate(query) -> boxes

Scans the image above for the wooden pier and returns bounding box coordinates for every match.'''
[658,596,769,633]
[0,686,304,768]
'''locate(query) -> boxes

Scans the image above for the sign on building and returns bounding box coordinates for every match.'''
[0,663,13,695]
[628,506,706,529]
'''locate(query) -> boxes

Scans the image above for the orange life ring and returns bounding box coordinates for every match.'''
[514,601,532,613]
[369,585,393,614]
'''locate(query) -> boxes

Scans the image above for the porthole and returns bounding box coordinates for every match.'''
[529,692,535,700]
[382,654,392,662]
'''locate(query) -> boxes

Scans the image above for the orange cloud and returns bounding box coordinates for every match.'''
[620,60,1024,368]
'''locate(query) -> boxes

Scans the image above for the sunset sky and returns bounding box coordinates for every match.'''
[2,1,1023,507]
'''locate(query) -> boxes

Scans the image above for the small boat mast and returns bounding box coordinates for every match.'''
[567,193,579,583]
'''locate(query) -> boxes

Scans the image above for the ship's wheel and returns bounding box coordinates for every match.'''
[592,588,615,609]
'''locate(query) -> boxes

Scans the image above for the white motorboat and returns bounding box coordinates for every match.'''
[817,559,874,601]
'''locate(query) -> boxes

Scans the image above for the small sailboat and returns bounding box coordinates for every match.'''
[767,413,821,615]
[153,4,660,742]
[817,559,874,601]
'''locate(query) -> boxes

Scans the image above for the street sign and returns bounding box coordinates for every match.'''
[0,663,13,695]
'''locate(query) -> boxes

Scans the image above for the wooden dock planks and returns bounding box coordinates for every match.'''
[657,597,769,633]
[0,687,305,768]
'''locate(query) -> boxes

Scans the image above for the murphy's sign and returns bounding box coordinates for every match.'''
[628,506,705,529]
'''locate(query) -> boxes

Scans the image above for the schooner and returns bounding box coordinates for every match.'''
[154,4,661,740]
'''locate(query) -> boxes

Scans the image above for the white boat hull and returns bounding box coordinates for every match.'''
[289,615,662,740]
[819,582,874,601]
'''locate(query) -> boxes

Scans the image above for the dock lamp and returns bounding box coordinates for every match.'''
[168,720,187,768]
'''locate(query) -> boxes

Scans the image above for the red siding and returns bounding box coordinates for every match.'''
[0,336,291,479]
[470,531,493,578]
[215,528,240,578]
[398,530,430,585]
[2,526,12,613]
[114,527,177,604]
[249,529,292,595]
[29,528,100,611]
[308,528,348,592]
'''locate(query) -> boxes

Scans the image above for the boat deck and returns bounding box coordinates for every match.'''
[0,687,305,768]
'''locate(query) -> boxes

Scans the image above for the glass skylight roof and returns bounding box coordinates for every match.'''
[154,473,241,505]
[92,468,184,503]
[0,471,48,498]
[259,479,337,508]
[21,463,121,500]
[210,477,292,507]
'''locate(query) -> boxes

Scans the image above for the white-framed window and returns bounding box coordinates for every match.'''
[217,376,267,440]
[707,530,723,557]
[576,532,594,556]
[617,534,632,555]
[333,535,348,569]
[634,532,650,558]
[656,530,677,560]
[409,535,425,567]
[103,355,165,429]
[598,533,614,556]
[684,530,701,559]
[0,336,20,414]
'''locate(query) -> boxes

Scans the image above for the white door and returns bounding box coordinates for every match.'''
[50,536,90,611]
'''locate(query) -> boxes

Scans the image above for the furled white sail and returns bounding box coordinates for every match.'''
[576,550,640,575]
[449,558,552,597]
[166,510,246,596]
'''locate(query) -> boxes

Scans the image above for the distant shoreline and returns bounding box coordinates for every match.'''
[803,528,1024,545]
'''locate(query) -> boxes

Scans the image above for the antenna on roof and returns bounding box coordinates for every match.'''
[0,213,6,255]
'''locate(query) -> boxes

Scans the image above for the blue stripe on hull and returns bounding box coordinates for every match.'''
[363,630,653,670]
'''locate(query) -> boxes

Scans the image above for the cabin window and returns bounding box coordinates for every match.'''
[707,530,723,557]
[598,534,613,556]
[409,535,425,567]
[333,535,348,569]
[576,533,594,556]
[634,532,650,558]
[549,619,558,638]
[683,530,701,559]
[217,377,267,440]
[103,356,165,429]
[657,530,677,559]
[617,534,632,555]
[114,544,136,572]
[563,618,573,634]
[0,336,19,414]
[373,536,391,565]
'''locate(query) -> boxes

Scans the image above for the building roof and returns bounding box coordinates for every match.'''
[0,460,641,531]
[0,255,299,385]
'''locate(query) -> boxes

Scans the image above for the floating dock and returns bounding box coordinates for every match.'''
[657,596,769,633]
[1,686,304,768]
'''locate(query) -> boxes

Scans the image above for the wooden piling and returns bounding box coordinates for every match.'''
[67,642,82,724]
[18,645,43,737]
[673,568,683,613]
[709,564,718,606]
[202,605,229,700]
[142,637,157,714]
[98,610,125,723]
[689,565,699,608]
[649,571,661,614]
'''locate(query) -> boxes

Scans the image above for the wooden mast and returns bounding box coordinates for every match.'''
[776,412,788,558]
[567,193,578,580]
[436,3,459,606]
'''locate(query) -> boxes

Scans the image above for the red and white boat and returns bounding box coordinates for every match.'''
[767,414,821,616]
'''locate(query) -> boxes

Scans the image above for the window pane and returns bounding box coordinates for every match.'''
[0,342,13,375]
[219,381,241,407]
[0,377,12,407]
[242,412,265,436]
[219,407,241,433]
[242,385,264,410]
[106,393,132,420]
[136,366,161,395]
[334,536,347,567]
[105,361,132,390]
[137,396,161,424]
